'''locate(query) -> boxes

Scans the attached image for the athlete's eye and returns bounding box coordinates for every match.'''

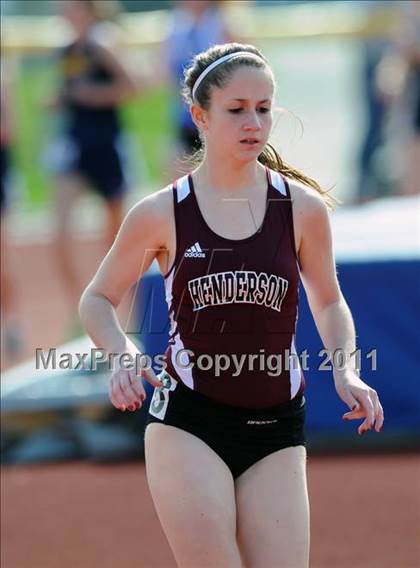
[228,108,271,114]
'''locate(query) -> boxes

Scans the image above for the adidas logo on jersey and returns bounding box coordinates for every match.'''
[184,242,206,258]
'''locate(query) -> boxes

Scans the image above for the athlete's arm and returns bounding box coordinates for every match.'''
[66,43,138,107]
[289,182,384,434]
[79,188,173,410]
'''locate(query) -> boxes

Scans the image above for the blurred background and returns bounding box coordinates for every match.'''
[1,1,419,567]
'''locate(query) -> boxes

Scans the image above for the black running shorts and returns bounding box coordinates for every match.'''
[144,371,306,479]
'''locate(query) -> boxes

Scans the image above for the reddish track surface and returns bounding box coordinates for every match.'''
[2,239,420,568]
[2,455,419,568]
[1,237,106,371]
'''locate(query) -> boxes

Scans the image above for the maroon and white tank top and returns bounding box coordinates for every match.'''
[162,167,305,408]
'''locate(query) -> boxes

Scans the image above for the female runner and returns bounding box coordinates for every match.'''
[79,43,384,568]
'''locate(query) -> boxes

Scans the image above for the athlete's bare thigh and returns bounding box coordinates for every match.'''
[235,445,309,568]
[145,423,243,568]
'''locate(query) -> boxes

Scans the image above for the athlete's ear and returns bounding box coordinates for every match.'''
[190,103,209,132]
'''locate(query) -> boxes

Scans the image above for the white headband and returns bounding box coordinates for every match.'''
[191,51,263,101]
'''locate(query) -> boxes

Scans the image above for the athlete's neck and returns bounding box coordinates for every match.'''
[192,160,266,196]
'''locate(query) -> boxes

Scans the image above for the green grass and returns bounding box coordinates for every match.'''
[122,87,174,183]
[14,59,55,206]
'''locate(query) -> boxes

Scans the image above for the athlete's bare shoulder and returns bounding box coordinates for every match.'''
[286,178,330,254]
[287,178,329,218]
[137,184,173,217]
[124,185,173,224]
[120,183,174,246]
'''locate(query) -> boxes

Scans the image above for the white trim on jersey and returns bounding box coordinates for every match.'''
[164,269,194,389]
[171,332,194,389]
[269,169,287,196]
[289,334,302,398]
[164,264,175,308]
[176,175,191,203]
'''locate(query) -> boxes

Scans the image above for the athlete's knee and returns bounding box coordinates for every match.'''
[173,536,243,568]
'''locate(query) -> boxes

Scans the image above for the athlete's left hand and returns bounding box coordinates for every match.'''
[333,371,384,435]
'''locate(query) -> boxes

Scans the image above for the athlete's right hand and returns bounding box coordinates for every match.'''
[108,339,162,412]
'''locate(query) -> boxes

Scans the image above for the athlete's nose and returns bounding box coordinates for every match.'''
[243,110,262,131]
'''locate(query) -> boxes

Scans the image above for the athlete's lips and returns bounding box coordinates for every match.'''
[239,138,261,144]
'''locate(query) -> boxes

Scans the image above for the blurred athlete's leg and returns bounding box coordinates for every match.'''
[0,212,23,358]
[104,196,124,250]
[53,172,85,308]
[400,136,420,196]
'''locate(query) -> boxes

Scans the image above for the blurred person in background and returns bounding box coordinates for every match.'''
[355,2,392,204]
[397,1,420,196]
[371,1,420,200]
[1,60,23,362]
[48,0,137,333]
[161,0,235,174]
